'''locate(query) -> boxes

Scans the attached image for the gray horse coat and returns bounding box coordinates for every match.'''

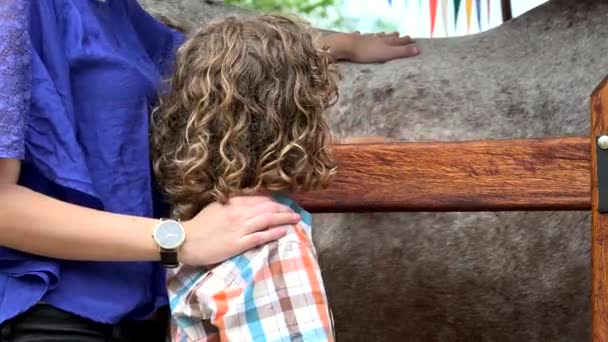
[139,0,608,340]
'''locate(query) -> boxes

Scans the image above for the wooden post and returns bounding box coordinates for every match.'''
[501,0,512,22]
[592,76,608,341]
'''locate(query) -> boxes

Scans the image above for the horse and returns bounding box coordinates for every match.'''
[139,0,608,340]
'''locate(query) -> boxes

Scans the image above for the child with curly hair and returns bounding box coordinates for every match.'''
[151,13,339,341]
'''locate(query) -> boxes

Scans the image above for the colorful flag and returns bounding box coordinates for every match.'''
[487,0,491,23]
[430,0,438,37]
[441,0,449,36]
[476,0,482,30]
[465,0,473,32]
[454,0,461,28]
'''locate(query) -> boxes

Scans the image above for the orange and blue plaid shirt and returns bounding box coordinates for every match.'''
[167,195,334,342]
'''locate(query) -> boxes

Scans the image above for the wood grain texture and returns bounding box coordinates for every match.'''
[294,137,591,212]
[592,75,608,342]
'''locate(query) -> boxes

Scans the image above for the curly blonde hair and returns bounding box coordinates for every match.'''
[151,14,339,220]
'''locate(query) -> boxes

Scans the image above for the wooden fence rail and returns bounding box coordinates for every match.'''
[295,137,590,212]
[294,76,608,341]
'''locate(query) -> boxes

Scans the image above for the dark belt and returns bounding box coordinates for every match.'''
[0,304,168,342]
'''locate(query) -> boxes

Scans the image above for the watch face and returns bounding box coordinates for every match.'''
[154,220,185,249]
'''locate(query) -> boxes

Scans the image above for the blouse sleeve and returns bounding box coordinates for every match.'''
[0,0,31,159]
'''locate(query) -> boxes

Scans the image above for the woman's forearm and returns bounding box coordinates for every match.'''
[0,183,160,262]
[0,158,297,266]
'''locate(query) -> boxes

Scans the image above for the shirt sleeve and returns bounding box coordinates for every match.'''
[0,0,31,159]
[124,0,186,77]
[168,223,335,342]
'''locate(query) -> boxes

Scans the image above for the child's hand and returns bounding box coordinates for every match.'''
[322,31,420,63]
[336,136,388,144]
[348,31,420,63]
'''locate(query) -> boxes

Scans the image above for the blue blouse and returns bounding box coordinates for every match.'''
[0,0,185,324]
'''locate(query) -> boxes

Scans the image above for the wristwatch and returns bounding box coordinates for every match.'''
[152,219,186,268]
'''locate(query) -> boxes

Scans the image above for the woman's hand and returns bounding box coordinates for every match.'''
[179,196,299,266]
[321,31,420,63]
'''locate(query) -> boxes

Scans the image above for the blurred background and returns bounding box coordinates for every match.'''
[225,0,549,37]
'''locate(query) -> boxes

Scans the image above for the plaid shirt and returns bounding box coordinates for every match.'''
[167,196,334,342]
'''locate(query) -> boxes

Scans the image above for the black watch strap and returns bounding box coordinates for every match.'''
[160,248,179,268]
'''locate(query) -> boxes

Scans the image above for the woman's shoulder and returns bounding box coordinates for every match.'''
[19,0,184,215]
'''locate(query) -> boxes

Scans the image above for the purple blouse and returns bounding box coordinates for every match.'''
[0,0,185,324]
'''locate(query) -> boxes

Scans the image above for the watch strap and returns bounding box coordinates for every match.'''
[160,248,179,268]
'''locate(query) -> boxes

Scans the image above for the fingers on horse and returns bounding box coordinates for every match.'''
[392,44,420,58]
[338,136,387,144]
[385,35,414,46]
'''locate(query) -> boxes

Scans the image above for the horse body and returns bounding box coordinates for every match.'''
[140,0,608,340]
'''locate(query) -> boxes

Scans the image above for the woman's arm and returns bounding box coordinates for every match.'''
[0,0,294,266]
[0,1,167,263]
[0,159,295,264]
[0,160,162,261]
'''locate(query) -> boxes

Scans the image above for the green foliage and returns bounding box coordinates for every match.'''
[225,0,400,34]
[371,18,399,33]
[225,0,339,18]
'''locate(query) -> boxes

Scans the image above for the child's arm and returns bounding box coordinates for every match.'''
[319,31,420,63]
[337,136,387,144]
[168,221,334,342]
